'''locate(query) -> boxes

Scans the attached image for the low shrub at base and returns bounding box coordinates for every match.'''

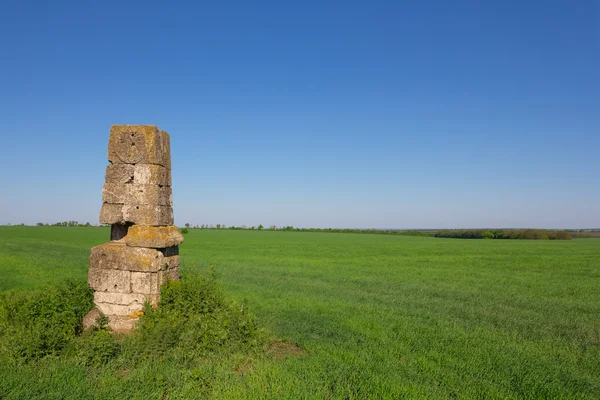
[0,268,265,367]
[126,267,264,361]
[0,280,93,362]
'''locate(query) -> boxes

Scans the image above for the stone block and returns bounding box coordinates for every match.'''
[99,203,123,225]
[105,164,135,184]
[133,164,171,186]
[108,125,171,169]
[165,254,180,268]
[96,302,141,316]
[82,308,101,331]
[89,243,167,272]
[100,204,173,226]
[167,264,179,281]
[94,292,158,308]
[106,315,139,333]
[102,183,172,206]
[164,255,180,281]
[131,271,164,294]
[105,164,172,186]
[121,226,184,248]
[122,204,173,226]
[101,183,128,204]
[88,267,131,293]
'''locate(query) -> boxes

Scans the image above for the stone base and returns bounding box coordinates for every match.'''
[82,308,102,331]
[83,307,144,333]
[94,292,159,315]
[88,241,179,333]
[106,314,141,333]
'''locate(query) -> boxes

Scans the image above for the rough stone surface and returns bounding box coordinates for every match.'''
[90,243,167,272]
[165,254,180,268]
[164,255,180,281]
[122,204,174,226]
[90,124,180,332]
[108,125,171,169]
[105,164,135,184]
[106,315,139,333]
[94,292,159,316]
[167,265,180,281]
[105,164,171,186]
[120,226,184,248]
[88,267,131,293]
[95,291,154,305]
[133,164,171,185]
[99,203,123,225]
[96,302,142,317]
[82,308,102,331]
[100,204,174,226]
[131,271,164,295]
[102,183,172,206]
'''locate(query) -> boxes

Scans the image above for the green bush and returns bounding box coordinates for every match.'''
[73,328,121,366]
[0,280,94,363]
[434,229,572,240]
[0,268,264,367]
[180,228,189,234]
[128,268,264,359]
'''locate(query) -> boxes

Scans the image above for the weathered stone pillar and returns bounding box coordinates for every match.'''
[87,125,183,332]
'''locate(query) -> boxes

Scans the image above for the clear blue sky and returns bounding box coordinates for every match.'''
[1,1,598,229]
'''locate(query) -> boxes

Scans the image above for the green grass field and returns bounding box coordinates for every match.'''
[1,226,599,399]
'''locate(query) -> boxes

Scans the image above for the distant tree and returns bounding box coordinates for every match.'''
[482,231,494,239]
[185,223,190,228]
[36,222,44,226]
[216,224,221,229]
[258,224,264,230]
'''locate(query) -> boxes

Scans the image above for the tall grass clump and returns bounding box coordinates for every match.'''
[125,267,264,361]
[0,267,267,398]
[0,280,93,363]
[0,268,264,369]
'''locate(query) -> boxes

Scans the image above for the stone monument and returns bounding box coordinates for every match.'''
[87,125,183,332]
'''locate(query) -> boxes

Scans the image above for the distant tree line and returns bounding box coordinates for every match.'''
[35,221,93,227]
[7,223,580,240]
[568,231,600,238]
[434,229,572,240]
[185,224,435,237]
[184,224,577,240]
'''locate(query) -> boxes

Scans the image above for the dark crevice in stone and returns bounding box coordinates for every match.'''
[158,246,179,257]
[111,222,133,241]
